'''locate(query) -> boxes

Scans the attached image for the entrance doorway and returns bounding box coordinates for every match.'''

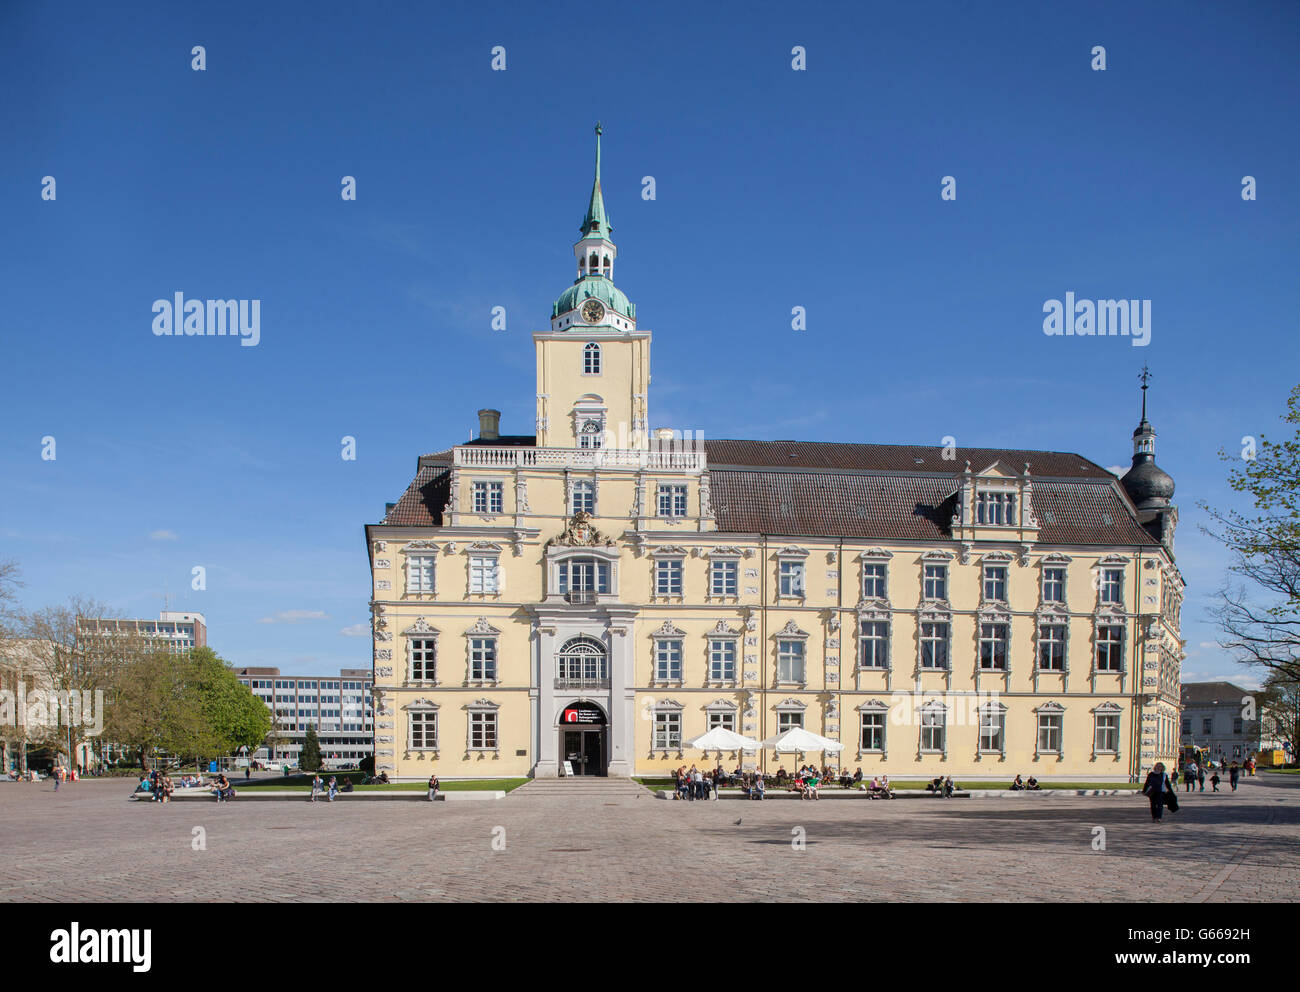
[559,702,607,777]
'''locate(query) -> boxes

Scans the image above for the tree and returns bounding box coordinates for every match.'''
[1202,385,1300,684]
[300,726,322,772]
[1258,672,1299,760]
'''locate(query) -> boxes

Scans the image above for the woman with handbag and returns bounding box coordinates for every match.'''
[1141,762,1176,822]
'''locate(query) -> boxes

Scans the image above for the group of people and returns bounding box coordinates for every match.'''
[1009,775,1041,791]
[308,774,355,802]
[135,769,181,802]
[925,776,960,797]
[1182,759,1244,793]
[673,765,719,800]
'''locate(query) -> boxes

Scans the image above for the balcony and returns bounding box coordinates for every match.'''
[454,445,705,472]
[565,590,598,605]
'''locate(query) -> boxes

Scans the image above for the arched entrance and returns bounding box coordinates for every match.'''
[558,701,607,777]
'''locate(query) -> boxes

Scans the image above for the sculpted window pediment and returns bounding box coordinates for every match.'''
[981,551,1015,564]
[774,619,809,639]
[1035,700,1066,714]
[465,617,502,636]
[1092,701,1123,714]
[403,698,440,711]
[466,541,503,553]
[402,541,440,553]
[655,698,685,712]
[653,621,687,639]
[974,460,1021,479]
[704,699,739,713]
[651,545,690,558]
[547,512,616,549]
[776,546,809,559]
[856,700,889,713]
[403,618,440,636]
[774,698,807,712]
[858,548,894,561]
[708,619,742,637]
[1041,552,1073,564]
[708,546,752,559]
[921,550,954,562]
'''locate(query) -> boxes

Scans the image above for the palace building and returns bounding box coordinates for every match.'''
[364,126,1184,781]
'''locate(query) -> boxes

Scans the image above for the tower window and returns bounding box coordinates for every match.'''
[583,342,601,375]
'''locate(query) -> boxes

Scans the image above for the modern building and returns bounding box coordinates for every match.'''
[236,667,374,769]
[363,126,1185,782]
[1179,680,1259,764]
[80,611,207,653]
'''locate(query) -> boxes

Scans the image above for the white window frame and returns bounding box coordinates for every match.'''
[406,554,437,596]
[653,709,682,751]
[409,637,438,683]
[469,554,501,595]
[708,638,737,683]
[468,707,499,752]
[1036,711,1063,756]
[657,484,688,518]
[582,341,601,375]
[407,707,438,752]
[571,480,596,516]
[776,639,806,684]
[920,622,950,670]
[778,560,805,598]
[1042,566,1066,604]
[467,636,498,683]
[857,619,889,671]
[978,706,1006,756]
[978,623,1009,671]
[862,562,888,600]
[1095,624,1124,673]
[654,639,684,683]
[1099,567,1124,606]
[859,710,886,754]
[654,558,684,597]
[710,558,739,597]
[982,565,1008,602]
[923,564,948,600]
[919,705,947,755]
[1038,623,1066,671]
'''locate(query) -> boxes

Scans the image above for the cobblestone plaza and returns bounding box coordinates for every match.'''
[2,775,1295,903]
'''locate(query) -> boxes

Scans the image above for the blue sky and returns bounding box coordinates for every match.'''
[1,1,1297,683]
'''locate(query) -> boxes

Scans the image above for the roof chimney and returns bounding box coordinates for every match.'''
[477,409,501,441]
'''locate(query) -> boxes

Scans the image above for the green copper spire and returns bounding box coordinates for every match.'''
[581,122,611,239]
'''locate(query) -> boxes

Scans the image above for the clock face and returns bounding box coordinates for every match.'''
[581,299,606,324]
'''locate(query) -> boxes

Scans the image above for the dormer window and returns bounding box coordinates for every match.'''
[976,490,1016,525]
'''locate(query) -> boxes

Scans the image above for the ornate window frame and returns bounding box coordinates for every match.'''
[918,700,948,759]
[464,617,501,687]
[704,619,742,687]
[650,698,685,758]
[568,477,597,517]
[976,700,1007,761]
[401,541,440,599]
[916,608,953,682]
[920,550,953,605]
[1091,701,1123,761]
[650,621,687,688]
[582,341,602,376]
[858,548,893,604]
[773,619,809,688]
[856,699,889,759]
[706,547,745,603]
[1039,552,1071,608]
[464,697,500,756]
[1034,700,1066,761]
[975,607,1013,685]
[980,551,1014,606]
[466,541,505,598]
[547,545,619,603]
[402,618,440,685]
[775,546,809,601]
[855,604,892,681]
[650,546,688,603]
[403,698,439,758]
[702,698,742,747]
[772,698,808,750]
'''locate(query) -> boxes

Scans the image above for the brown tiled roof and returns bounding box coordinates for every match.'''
[1181,681,1253,704]
[382,437,1158,547]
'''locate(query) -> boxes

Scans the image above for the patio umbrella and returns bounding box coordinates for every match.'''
[685,727,760,751]
[759,726,844,753]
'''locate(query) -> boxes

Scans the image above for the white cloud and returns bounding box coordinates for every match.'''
[258,610,329,624]
[150,529,179,541]
[339,623,369,638]
[1105,466,1125,477]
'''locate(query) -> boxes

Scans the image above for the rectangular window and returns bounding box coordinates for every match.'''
[1038,625,1066,670]
[655,640,683,681]
[920,622,949,670]
[409,711,437,750]
[979,711,1004,753]
[1042,567,1066,603]
[860,712,885,752]
[407,555,435,594]
[777,711,804,734]
[469,556,499,594]
[470,638,497,681]
[559,557,610,595]
[1095,714,1119,753]
[1202,717,1212,735]
[571,481,595,516]
[779,560,805,597]
[862,563,887,599]
[469,711,497,750]
[976,490,1016,525]
[653,711,681,750]
[707,711,736,733]
[1181,717,1191,735]
[710,559,738,596]
[410,638,437,681]
[983,566,1007,601]
[657,484,688,517]
[1037,713,1062,753]
[1100,568,1123,605]
[921,710,945,752]
[1233,717,1243,734]
[1096,625,1124,672]
[777,640,806,683]
[709,639,736,682]
[978,623,1008,670]
[472,481,504,515]
[923,564,947,600]
[655,559,683,596]
[858,621,889,670]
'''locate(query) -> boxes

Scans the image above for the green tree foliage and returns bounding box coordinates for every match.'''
[300,726,322,772]
[1203,385,1300,683]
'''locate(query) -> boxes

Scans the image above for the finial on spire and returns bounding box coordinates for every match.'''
[1138,364,1152,421]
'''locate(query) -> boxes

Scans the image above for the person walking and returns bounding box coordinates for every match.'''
[1142,762,1177,822]
[1183,760,1196,792]
[53,765,61,792]
[1210,770,1221,792]
[1197,762,1206,793]
[1229,761,1240,792]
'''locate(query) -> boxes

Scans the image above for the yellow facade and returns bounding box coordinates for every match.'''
[364,131,1183,782]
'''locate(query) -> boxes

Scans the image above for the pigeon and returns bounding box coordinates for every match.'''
[734,818,743,826]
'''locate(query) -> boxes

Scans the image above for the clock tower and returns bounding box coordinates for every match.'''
[535,124,650,449]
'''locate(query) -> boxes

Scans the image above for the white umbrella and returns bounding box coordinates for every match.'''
[760,726,844,753]
[685,727,760,751]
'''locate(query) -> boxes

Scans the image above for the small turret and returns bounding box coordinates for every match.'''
[1120,366,1178,553]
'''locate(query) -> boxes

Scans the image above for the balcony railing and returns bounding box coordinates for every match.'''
[554,677,611,691]
[564,590,598,605]
[454,445,705,471]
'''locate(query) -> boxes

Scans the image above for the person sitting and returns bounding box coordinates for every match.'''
[1026,776,1040,791]
[751,773,765,800]
[806,771,820,801]
[377,771,389,784]
[775,766,788,786]
[839,769,853,790]
[926,776,943,793]
[674,769,689,801]
[942,775,956,798]
[853,767,864,785]
[341,778,355,793]
[212,773,234,803]
[1010,775,1025,791]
